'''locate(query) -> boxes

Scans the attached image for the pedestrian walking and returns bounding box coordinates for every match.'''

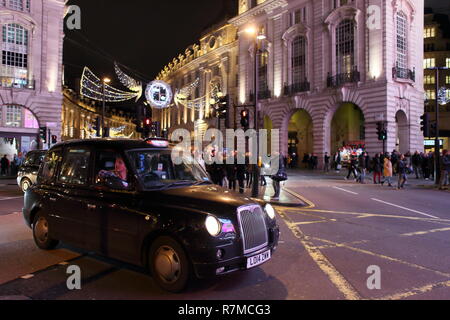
[324,152,330,173]
[356,152,369,184]
[439,150,450,190]
[226,160,237,191]
[381,156,393,187]
[1,155,10,176]
[236,153,246,194]
[372,153,382,184]
[345,154,358,180]
[334,151,342,172]
[397,155,408,190]
[270,152,287,200]
[412,151,422,179]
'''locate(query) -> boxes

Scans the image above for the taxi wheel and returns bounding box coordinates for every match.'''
[21,179,31,193]
[149,236,190,293]
[33,213,59,250]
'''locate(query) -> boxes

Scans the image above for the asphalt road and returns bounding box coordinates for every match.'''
[0,172,449,300]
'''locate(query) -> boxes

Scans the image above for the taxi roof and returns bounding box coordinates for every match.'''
[50,138,170,151]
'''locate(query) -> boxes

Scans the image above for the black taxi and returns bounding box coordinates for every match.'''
[23,138,279,292]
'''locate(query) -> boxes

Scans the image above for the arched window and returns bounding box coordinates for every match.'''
[396,12,408,71]
[336,19,355,75]
[291,36,306,86]
[1,23,30,88]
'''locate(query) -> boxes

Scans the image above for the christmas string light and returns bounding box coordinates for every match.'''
[80,67,141,102]
[438,87,450,106]
[114,62,143,101]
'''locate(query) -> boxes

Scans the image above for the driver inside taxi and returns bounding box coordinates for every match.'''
[97,156,129,188]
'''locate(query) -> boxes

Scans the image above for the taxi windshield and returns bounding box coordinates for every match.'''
[127,149,211,189]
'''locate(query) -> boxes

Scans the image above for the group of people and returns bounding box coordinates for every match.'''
[0,153,25,177]
[204,151,288,200]
[336,149,450,190]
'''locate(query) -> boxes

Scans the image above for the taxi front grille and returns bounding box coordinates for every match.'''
[237,205,268,254]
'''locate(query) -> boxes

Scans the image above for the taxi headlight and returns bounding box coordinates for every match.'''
[264,204,276,220]
[205,215,221,236]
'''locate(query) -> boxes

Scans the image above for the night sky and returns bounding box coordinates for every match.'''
[64,0,237,94]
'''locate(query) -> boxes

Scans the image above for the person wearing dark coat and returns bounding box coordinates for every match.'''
[236,153,246,194]
[412,151,422,179]
[346,154,358,180]
[226,161,237,191]
[397,155,408,189]
[271,153,287,200]
[372,153,382,184]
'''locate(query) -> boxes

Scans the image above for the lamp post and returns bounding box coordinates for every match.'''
[245,27,266,198]
[101,77,111,138]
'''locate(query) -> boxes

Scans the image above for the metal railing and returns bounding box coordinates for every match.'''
[284,81,310,95]
[327,68,360,88]
[258,88,272,100]
[392,66,415,82]
[0,77,35,89]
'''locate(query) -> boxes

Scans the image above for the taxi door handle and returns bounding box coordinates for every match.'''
[49,197,57,202]
[87,204,97,210]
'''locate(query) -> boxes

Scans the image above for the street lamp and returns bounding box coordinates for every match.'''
[425,67,448,185]
[245,27,266,198]
[102,77,111,138]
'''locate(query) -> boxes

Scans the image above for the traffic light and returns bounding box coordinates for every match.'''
[93,118,101,137]
[217,95,229,119]
[151,121,161,137]
[420,113,430,137]
[39,127,47,143]
[376,122,387,141]
[241,110,249,129]
[143,118,152,138]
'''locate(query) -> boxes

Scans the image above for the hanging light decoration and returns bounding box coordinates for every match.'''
[114,62,143,101]
[80,67,141,102]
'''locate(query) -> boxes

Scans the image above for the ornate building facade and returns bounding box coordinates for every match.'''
[0,0,65,157]
[155,23,239,140]
[157,0,425,166]
[62,88,138,141]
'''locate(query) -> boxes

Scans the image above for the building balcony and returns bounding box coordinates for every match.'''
[393,66,415,82]
[0,77,35,90]
[258,89,272,100]
[327,68,360,88]
[284,81,310,95]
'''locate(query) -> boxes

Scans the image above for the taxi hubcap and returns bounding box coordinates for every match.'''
[154,246,181,283]
[35,217,49,243]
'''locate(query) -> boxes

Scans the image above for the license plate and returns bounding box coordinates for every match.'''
[247,250,271,269]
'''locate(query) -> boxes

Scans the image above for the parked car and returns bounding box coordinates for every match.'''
[23,138,279,292]
[17,150,46,192]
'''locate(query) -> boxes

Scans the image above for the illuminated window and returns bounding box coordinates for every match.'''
[292,36,306,84]
[6,105,22,127]
[423,58,435,69]
[1,24,29,84]
[426,90,436,100]
[424,27,435,38]
[396,12,408,70]
[446,75,450,84]
[446,58,450,68]
[424,75,435,84]
[336,19,355,74]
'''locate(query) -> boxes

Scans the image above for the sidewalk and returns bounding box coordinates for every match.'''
[285,168,450,192]
[240,179,306,207]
